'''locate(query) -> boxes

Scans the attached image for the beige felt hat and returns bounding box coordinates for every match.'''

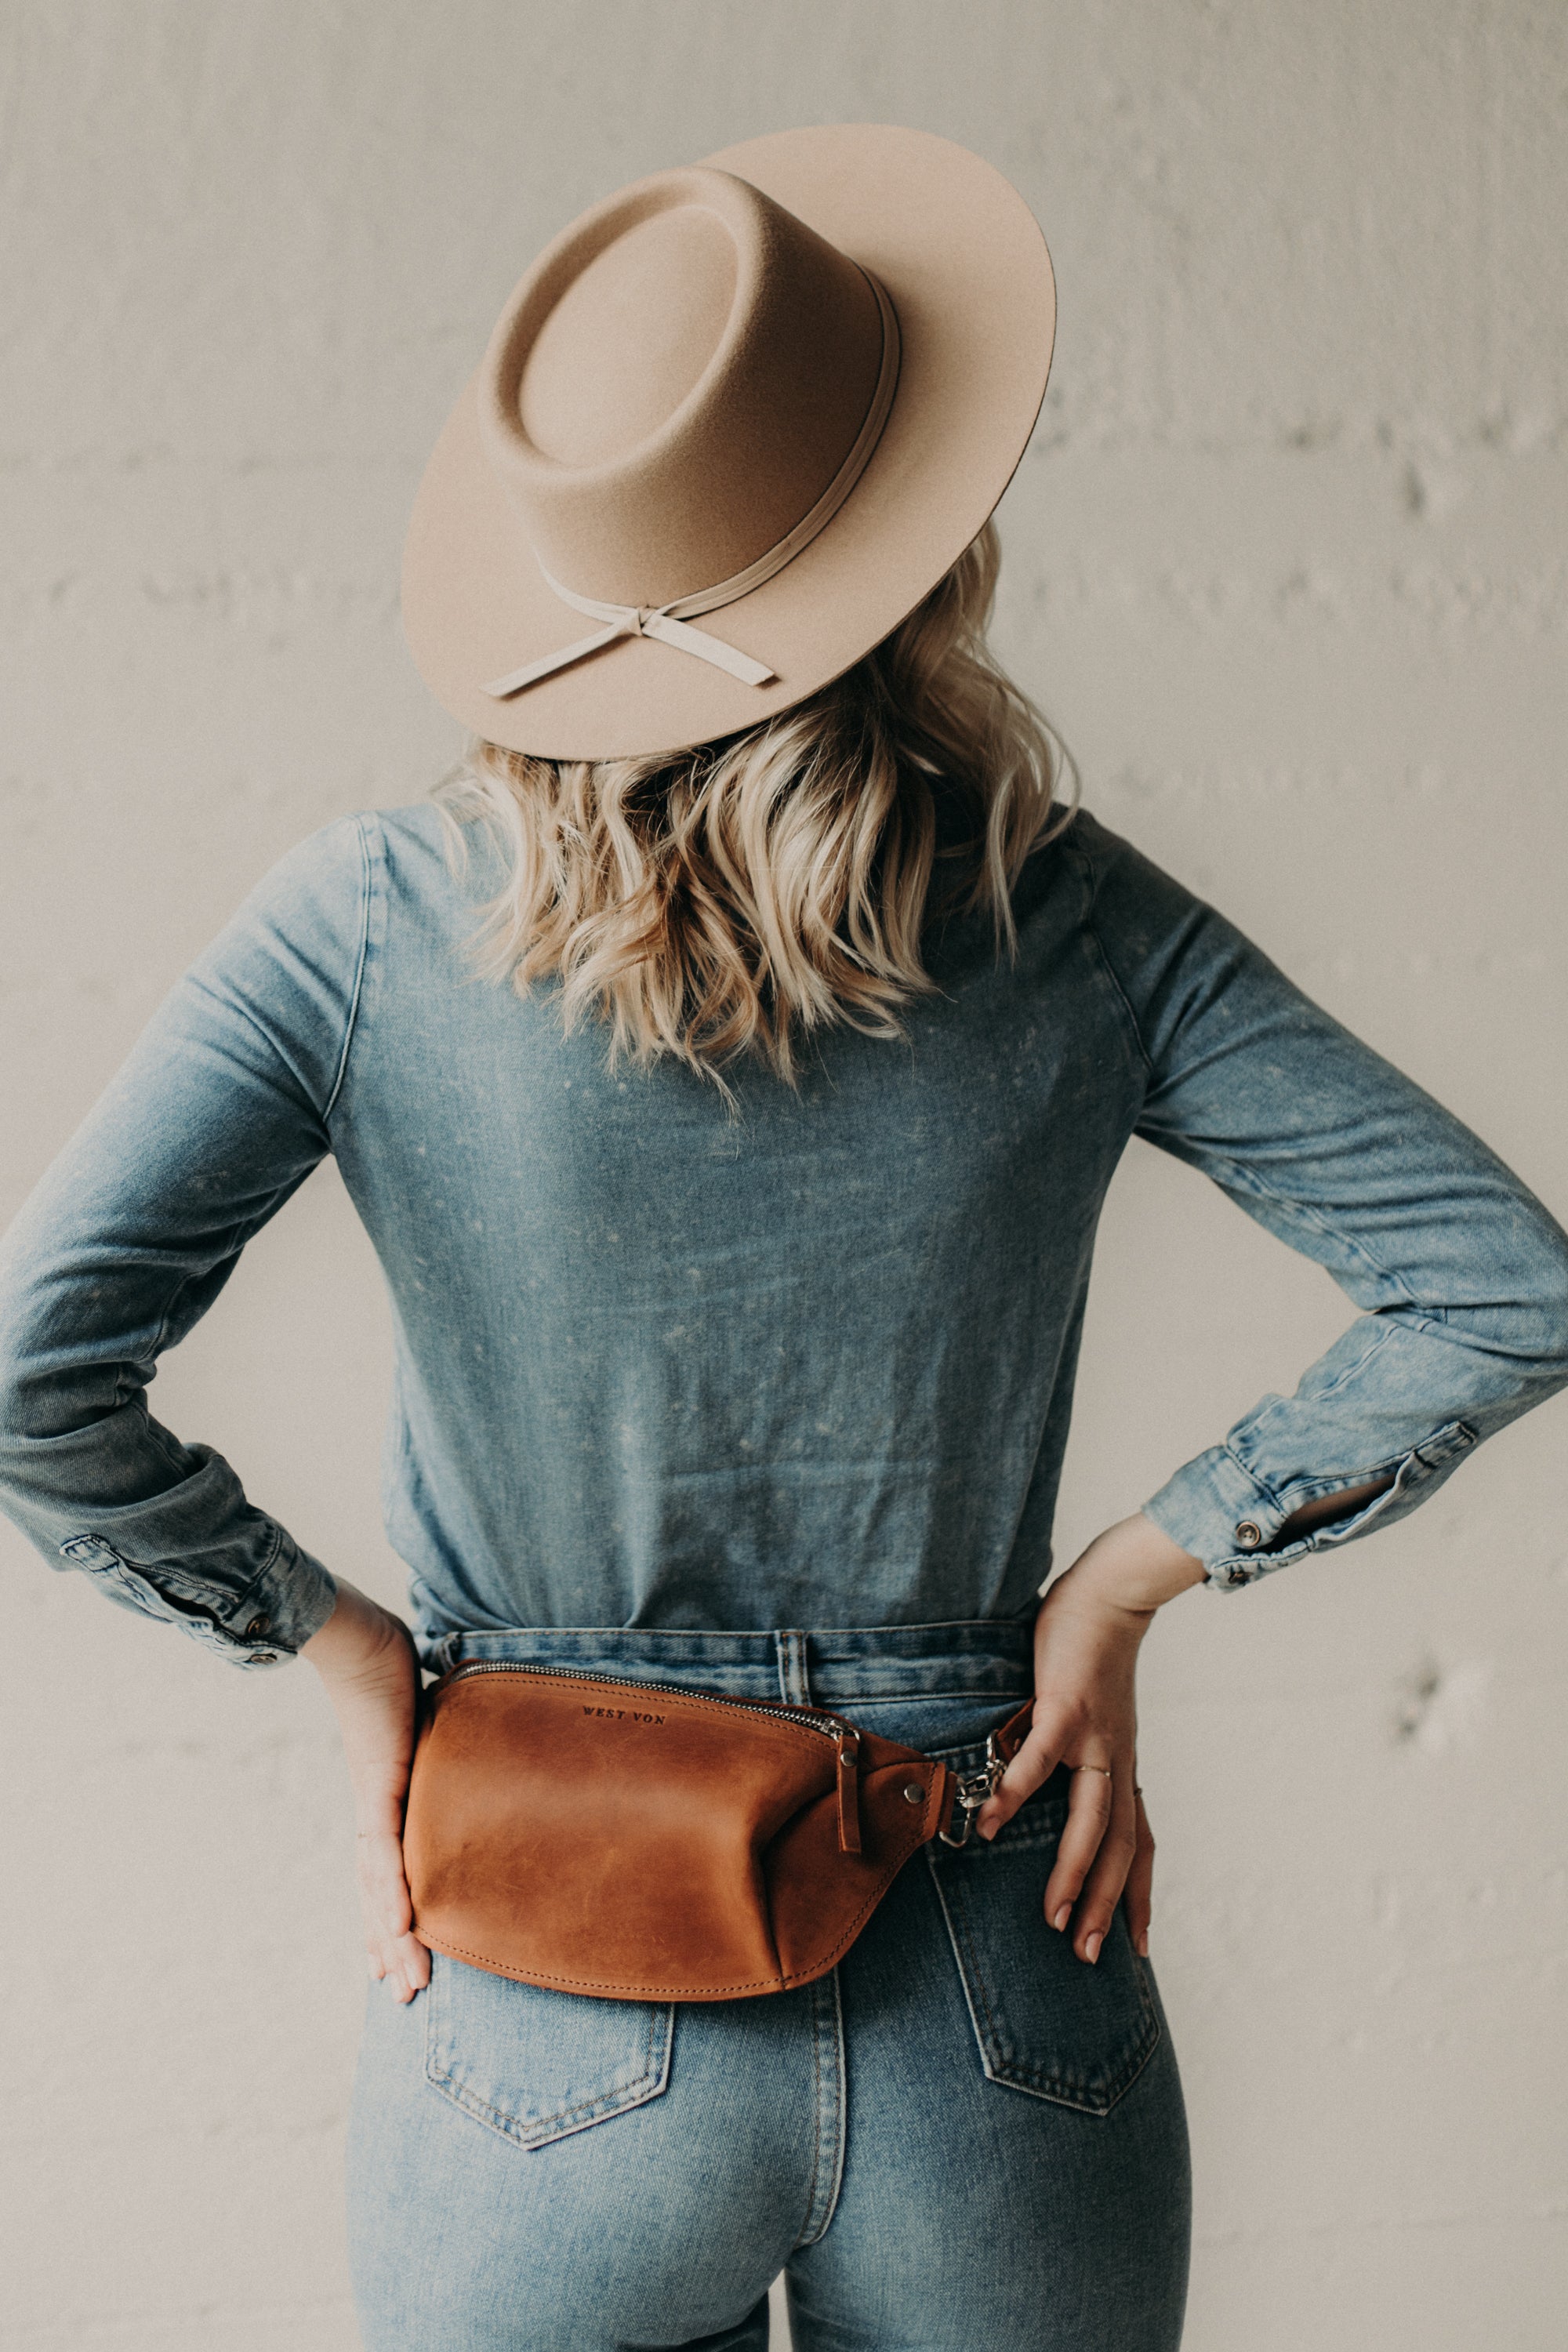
[401,124,1055,762]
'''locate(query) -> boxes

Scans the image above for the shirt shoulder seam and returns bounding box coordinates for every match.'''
[323,812,374,1122]
[1060,828,1156,1083]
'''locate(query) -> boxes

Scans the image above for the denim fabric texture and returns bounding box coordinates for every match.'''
[1,798,1566,1661]
[345,1626,1192,2352]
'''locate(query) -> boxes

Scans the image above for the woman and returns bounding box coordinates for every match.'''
[2,126,1565,2352]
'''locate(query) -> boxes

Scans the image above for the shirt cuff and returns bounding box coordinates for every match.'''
[1140,1445,1288,1592]
[56,1529,338,1666]
[1143,1421,1481,1592]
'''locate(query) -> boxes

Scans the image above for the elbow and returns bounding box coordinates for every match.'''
[0,1372,49,1512]
[1483,1218,1568,1386]
[0,1334,32,1491]
[0,1317,113,1499]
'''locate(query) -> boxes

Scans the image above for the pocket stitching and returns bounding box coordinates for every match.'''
[423,1959,675,2150]
[927,1850,1162,2117]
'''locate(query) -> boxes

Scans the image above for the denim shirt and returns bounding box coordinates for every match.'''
[2,800,1566,1669]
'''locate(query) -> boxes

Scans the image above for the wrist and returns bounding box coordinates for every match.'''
[299,1579,408,1680]
[1057,1513,1207,1619]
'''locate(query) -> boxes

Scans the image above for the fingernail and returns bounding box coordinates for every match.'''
[1052,1904,1072,1933]
[1085,1931,1104,1965]
[1137,1929,1149,1957]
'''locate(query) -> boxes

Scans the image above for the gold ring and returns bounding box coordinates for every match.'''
[1073,1763,1114,1779]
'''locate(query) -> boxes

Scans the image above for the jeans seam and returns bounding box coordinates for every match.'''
[935,1864,1008,2067]
[799,1981,823,2246]
[795,1967,846,2248]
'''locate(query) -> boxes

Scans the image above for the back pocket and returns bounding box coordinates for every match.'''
[425,1952,674,2149]
[927,1787,1160,2116]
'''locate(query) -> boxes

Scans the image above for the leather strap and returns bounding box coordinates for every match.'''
[993,1697,1036,1765]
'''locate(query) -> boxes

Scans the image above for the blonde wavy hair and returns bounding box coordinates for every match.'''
[434,519,1076,1087]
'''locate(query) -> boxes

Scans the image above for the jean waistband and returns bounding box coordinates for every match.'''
[427,1617,1035,1710]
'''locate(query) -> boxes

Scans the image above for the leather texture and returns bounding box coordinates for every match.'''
[404,1664,1033,2001]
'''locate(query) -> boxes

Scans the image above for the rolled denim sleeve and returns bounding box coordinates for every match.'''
[0,814,374,1664]
[1069,813,1568,1591]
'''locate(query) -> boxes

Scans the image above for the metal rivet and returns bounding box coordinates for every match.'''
[1233,1520,1263,1551]
[246,1613,271,1639]
[902,1783,925,1805]
[249,1653,278,1665]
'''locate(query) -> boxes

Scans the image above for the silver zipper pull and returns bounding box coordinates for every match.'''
[938,1733,1007,1849]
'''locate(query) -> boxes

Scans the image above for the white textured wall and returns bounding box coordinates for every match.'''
[2,5,1565,2346]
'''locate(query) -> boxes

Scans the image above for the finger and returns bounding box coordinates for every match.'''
[369,1939,412,2001]
[975,1704,1068,1838]
[357,1826,424,1998]
[357,1828,414,1940]
[390,1927,431,1998]
[1040,1762,1115,1931]
[1121,1789,1155,1959]
[369,1927,430,2003]
[1062,1774,1138,1964]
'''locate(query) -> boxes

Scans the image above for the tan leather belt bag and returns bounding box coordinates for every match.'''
[403,1661,1035,2002]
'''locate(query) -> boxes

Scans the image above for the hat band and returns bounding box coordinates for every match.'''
[482,268,902,704]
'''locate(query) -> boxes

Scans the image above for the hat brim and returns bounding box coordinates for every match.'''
[401,124,1056,762]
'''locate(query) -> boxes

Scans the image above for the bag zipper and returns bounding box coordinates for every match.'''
[437,1657,865,1855]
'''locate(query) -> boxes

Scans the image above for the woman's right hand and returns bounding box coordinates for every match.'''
[974,1512,1205,1965]
[300,1577,430,2003]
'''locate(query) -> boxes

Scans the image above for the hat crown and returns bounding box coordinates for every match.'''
[478,167,887,608]
[518,201,739,469]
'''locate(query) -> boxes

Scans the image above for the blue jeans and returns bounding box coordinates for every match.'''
[347,1623,1191,2350]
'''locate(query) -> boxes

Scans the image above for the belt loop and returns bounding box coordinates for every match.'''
[775,1629,811,1708]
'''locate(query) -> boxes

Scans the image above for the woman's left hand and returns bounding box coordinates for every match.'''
[301,1577,431,2004]
[972,1512,1204,1965]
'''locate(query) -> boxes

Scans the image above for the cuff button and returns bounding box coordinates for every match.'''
[1233,1520,1263,1551]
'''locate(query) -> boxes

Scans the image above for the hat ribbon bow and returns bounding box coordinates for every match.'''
[482,266,901,707]
[484,575,779,699]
